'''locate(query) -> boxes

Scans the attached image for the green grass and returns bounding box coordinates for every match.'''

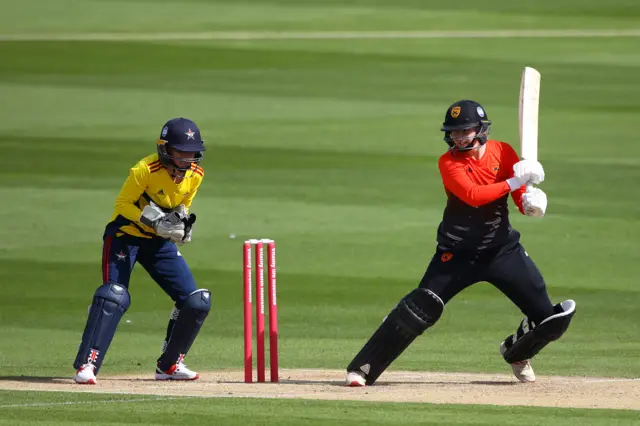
[0,0,639,423]
[2,0,640,33]
[1,391,639,426]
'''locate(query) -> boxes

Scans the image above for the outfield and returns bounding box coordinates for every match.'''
[0,0,639,424]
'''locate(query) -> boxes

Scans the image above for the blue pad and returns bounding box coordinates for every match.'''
[157,289,211,371]
[73,284,131,373]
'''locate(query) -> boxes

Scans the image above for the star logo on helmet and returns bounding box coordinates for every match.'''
[185,129,195,140]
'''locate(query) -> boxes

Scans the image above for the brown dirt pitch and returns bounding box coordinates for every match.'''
[2,369,639,410]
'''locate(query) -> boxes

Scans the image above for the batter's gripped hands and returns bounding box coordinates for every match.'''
[513,159,545,185]
[522,187,547,217]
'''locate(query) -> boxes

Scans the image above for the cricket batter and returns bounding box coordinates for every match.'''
[345,100,576,386]
[73,118,210,384]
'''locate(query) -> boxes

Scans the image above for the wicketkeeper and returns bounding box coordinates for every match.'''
[346,100,576,386]
[73,117,210,384]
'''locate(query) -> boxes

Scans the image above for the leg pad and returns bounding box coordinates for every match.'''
[157,289,211,371]
[73,284,131,373]
[502,300,576,363]
[347,288,444,385]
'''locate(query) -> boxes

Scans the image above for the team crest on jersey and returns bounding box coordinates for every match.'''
[157,189,165,196]
[441,252,453,262]
[451,106,461,118]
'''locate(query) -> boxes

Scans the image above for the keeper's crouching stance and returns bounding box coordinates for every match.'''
[345,100,576,387]
[73,118,211,384]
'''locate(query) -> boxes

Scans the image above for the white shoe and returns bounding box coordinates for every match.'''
[155,361,199,381]
[345,371,366,387]
[73,363,97,385]
[500,342,536,383]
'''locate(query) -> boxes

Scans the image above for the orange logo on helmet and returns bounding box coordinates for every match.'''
[451,106,461,118]
[441,252,453,262]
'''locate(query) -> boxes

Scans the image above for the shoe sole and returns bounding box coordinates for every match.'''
[345,373,366,387]
[155,373,199,381]
[514,375,536,383]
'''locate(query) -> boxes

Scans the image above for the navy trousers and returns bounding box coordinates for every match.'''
[102,232,196,308]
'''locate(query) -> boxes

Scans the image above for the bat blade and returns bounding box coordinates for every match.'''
[519,66,541,162]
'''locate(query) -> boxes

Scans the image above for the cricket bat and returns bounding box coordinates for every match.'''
[518,66,541,192]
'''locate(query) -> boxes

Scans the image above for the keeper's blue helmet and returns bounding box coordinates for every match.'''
[157,118,205,176]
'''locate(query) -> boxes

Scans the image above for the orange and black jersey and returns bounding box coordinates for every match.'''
[106,153,204,239]
[436,140,525,251]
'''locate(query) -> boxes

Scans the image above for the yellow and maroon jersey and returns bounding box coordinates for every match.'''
[107,153,204,238]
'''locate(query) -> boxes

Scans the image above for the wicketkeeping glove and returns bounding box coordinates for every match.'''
[140,205,185,241]
[177,213,196,245]
[168,205,196,245]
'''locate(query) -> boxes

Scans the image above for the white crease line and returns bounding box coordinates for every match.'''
[1,29,640,42]
[582,378,640,384]
[0,396,188,409]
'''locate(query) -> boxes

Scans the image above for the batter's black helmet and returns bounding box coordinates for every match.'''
[441,100,491,150]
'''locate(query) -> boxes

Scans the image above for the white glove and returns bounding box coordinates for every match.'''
[178,226,193,245]
[513,159,545,185]
[158,216,186,243]
[522,187,547,217]
[140,203,165,224]
[140,205,185,241]
[170,204,189,221]
[165,205,190,244]
[176,212,196,245]
[166,204,196,245]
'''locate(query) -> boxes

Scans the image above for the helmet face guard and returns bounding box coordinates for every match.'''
[442,121,492,151]
[157,141,204,178]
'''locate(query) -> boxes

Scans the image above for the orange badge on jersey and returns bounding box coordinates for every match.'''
[451,107,461,118]
[441,252,453,262]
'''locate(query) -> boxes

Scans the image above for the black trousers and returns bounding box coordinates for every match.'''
[419,231,555,324]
